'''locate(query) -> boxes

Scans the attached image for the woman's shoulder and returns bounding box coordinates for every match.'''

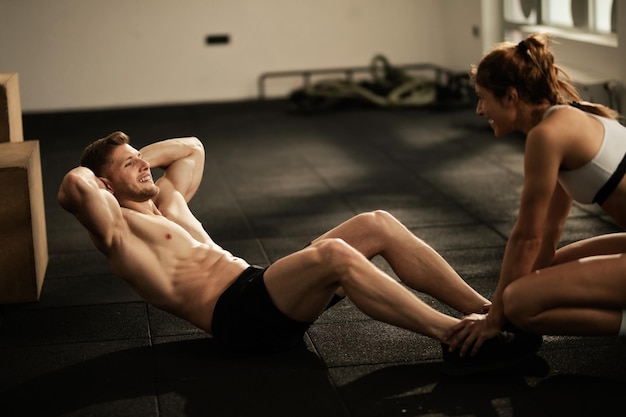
[542,104,587,122]
[526,106,586,156]
[532,103,613,171]
[536,104,593,137]
[530,107,572,138]
[542,104,571,119]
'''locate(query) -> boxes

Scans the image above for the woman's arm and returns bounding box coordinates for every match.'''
[488,126,569,326]
[532,183,572,270]
[446,125,567,354]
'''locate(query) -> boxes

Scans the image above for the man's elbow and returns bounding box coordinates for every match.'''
[184,137,204,163]
[58,172,79,211]
[57,168,93,211]
[188,137,204,154]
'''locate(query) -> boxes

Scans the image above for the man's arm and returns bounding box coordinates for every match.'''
[141,136,212,244]
[139,137,205,202]
[58,166,124,253]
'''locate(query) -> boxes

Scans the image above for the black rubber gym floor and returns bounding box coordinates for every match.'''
[1,99,625,416]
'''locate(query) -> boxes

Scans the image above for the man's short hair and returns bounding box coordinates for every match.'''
[80,131,130,177]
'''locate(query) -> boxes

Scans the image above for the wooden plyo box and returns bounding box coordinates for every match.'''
[0,73,24,143]
[0,141,48,303]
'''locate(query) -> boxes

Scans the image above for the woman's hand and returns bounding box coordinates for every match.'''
[444,313,501,357]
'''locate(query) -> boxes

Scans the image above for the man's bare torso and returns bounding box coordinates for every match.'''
[97,207,249,333]
[57,137,253,333]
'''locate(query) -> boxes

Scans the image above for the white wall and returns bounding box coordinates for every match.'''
[441,1,483,73]
[11,1,624,114]
[1,0,484,113]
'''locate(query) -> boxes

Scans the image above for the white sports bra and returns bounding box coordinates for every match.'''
[546,105,626,205]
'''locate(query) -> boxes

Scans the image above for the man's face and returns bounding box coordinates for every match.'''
[101,144,159,202]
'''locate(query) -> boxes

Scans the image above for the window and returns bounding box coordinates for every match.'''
[503,0,616,44]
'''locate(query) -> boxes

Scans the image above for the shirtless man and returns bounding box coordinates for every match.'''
[59,131,526,360]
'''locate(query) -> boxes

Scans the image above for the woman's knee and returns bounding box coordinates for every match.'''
[503,281,537,331]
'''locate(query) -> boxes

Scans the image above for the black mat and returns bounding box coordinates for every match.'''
[1,99,624,417]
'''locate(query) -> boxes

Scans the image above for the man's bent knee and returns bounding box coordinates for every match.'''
[358,210,395,226]
[353,210,398,237]
[311,238,363,274]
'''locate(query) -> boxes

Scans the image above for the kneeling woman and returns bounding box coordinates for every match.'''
[447,33,626,357]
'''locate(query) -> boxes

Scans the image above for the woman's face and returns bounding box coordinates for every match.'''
[475,84,515,137]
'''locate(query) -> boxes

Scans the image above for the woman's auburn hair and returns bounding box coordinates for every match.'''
[471,32,619,120]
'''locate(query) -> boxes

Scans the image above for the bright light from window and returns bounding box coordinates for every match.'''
[504,0,537,23]
[503,0,616,34]
[542,0,574,27]
[594,0,614,32]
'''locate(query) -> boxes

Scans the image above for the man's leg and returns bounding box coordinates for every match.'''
[264,237,460,342]
[314,210,490,314]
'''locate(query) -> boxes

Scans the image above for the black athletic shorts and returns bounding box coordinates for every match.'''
[211,265,312,353]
